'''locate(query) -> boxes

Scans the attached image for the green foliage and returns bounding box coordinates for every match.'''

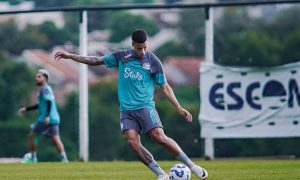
[281,29,300,64]
[0,126,28,157]
[0,0,21,5]
[59,92,80,161]
[0,20,77,54]
[0,53,34,121]
[70,0,154,6]
[215,30,282,67]
[109,11,160,42]
[32,0,70,7]
[215,138,300,157]
[173,7,300,67]
[213,7,300,67]
[64,12,80,35]
[88,81,125,160]
[262,6,300,40]
[164,0,182,3]
[154,40,190,60]
[177,9,205,56]
[38,21,78,49]
[214,9,263,66]
[0,21,31,54]
[0,53,35,157]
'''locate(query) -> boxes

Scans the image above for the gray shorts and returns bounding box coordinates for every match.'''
[120,107,163,134]
[32,122,59,137]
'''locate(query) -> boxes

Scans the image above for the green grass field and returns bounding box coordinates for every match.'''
[0,160,299,179]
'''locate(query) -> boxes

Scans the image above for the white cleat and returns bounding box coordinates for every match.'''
[190,165,208,180]
[157,174,169,180]
[20,153,37,163]
[61,158,69,163]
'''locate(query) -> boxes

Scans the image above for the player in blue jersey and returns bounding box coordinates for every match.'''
[55,29,208,180]
[18,69,69,163]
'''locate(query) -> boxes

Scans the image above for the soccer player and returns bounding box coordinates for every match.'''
[18,69,69,163]
[55,29,208,179]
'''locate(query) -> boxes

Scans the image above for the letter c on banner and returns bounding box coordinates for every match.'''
[246,82,261,110]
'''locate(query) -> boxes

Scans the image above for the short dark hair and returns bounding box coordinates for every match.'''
[131,29,148,43]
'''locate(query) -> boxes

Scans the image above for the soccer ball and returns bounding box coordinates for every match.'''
[169,164,191,180]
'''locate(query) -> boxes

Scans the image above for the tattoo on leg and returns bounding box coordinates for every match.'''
[136,146,154,165]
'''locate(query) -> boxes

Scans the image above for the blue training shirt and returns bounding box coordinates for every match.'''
[103,49,167,111]
[37,84,60,124]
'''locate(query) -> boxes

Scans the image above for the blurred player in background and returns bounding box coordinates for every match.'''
[55,29,207,180]
[18,69,69,163]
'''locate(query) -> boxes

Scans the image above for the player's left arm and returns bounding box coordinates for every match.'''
[18,104,38,116]
[160,84,193,122]
[54,51,105,66]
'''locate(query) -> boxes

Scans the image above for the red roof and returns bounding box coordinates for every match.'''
[164,57,204,86]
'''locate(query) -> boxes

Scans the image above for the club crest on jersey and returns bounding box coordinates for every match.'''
[142,63,151,70]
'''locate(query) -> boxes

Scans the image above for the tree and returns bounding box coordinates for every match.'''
[215,30,282,67]
[262,6,300,40]
[38,21,78,49]
[88,81,126,160]
[31,0,70,7]
[0,52,35,121]
[177,9,205,56]
[0,20,44,54]
[0,20,77,54]
[0,0,21,5]
[109,12,160,42]
[281,29,300,64]
[59,92,80,160]
[154,40,190,60]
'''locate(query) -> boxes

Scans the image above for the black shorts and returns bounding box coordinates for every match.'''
[32,122,59,137]
[120,107,163,134]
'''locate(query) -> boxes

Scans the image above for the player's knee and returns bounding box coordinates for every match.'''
[152,134,169,145]
[28,133,35,140]
[126,139,140,152]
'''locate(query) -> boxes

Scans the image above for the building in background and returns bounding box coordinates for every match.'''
[0,1,64,29]
[163,57,204,86]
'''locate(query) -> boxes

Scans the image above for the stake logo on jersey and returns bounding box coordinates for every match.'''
[124,68,143,81]
[103,49,167,111]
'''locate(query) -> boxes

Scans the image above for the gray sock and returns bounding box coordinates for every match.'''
[60,151,68,160]
[148,162,165,176]
[31,151,37,159]
[176,152,195,168]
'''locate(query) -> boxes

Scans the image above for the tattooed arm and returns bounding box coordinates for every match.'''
[54,51,105,66]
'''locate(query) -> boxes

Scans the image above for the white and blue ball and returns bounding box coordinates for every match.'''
[169,164,191,180]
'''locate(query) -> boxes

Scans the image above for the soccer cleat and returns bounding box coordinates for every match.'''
[61,158,69,163]
[21,153,37,163]
[190,165,208,180]
[157,174,169,180]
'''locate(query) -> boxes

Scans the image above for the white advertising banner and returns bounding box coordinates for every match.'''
[199,62,300,138]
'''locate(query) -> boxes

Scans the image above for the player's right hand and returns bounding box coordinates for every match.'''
[18,107,26,116]
[44,116,50,125]
[54,51,71,61]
